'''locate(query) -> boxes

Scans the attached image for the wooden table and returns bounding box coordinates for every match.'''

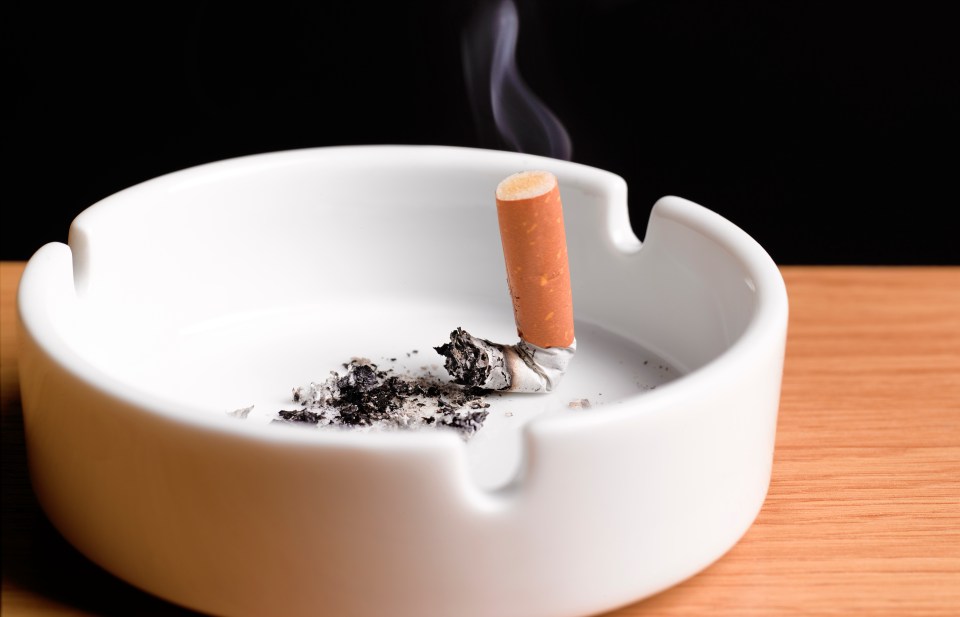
[2,262,958,616]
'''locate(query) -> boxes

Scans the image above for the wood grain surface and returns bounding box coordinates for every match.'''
[2,262,958,616]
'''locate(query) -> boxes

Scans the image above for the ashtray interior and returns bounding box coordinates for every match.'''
[112,305,680,490]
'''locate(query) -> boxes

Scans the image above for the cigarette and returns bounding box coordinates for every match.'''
[436,170,576,393]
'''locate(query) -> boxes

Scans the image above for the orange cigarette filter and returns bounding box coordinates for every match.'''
[496,170,575,349]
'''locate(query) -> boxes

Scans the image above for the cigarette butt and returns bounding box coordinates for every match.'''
[496,171,575,348]
[435,171,576,393]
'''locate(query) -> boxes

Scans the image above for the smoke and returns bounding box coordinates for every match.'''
[461,0,572,161]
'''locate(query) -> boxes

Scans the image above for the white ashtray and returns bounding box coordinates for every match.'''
[17,145,788,617]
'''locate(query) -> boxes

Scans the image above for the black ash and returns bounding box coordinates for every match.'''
[270,357,491,439]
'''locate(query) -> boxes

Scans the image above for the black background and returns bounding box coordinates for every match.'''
[5,0,958,264]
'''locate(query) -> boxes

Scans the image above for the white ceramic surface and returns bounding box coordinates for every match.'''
[17,145,788,617]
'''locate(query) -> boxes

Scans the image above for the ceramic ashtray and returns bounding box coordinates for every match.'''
[17,145,788,617]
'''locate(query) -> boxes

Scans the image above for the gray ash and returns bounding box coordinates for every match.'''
[434,327,505,389]
[272,358,491,439]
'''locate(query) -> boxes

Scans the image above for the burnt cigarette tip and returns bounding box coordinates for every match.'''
[435,328,575,393]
